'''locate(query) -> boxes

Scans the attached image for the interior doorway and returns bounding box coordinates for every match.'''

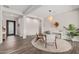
[6,20,16,36]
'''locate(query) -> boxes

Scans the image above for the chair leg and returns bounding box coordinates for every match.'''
[44,35,47,48]
[55,42,57,49]
[55,37,57,49]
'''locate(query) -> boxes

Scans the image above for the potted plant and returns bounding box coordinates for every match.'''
[64,24,79,41]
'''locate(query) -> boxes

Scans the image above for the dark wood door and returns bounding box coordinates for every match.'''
[6,20,16,36]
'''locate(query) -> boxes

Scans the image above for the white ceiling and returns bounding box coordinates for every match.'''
[3,5,30,13]
[28,5,79,18]
[3,5,41,14]
[3,5,79,18]
[9,5,29,12]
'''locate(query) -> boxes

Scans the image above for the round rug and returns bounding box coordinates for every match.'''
[31,39,72,53]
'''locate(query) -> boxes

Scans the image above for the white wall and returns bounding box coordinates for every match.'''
[43,9,79,31]
[18,17,24,37]
[55,10,79,28]
[18,16,39,39]
[25,17,39,35]
[2,12,19,36]
[0,6,2,43]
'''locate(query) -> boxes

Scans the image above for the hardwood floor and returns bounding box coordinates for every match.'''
[0,36,79,54]
[0,36,45,54]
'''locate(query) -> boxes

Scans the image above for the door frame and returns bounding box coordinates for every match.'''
[6,20,16,36]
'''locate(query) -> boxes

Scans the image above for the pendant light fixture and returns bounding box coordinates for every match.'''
[48,10,59,28]
[48,10,53,22]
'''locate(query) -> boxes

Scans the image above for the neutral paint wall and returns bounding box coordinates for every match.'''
[0,6,2,43]
[2,12,18,36]
[18,17,24,37]
[24,18,39,35]
[55,10,79,29]
[18,16,39,39]
[43,9,79,31]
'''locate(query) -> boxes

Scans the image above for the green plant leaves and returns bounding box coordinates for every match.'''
[66,24,79,38]
[68,24,76,31]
